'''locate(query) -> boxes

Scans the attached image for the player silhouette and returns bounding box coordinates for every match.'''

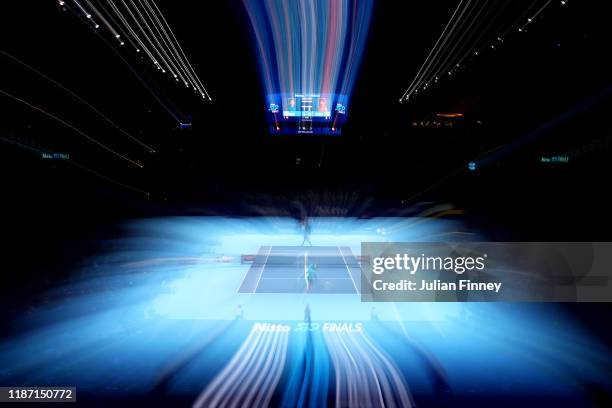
[305,262,317,292]
[301,216,312,246]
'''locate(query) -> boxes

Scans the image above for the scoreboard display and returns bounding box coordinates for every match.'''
[267,93,347,135]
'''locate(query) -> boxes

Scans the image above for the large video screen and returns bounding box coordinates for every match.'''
[267,93,347,135]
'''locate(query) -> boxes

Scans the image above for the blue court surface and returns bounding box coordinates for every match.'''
[238,246,361,294]
[0,217,611,407]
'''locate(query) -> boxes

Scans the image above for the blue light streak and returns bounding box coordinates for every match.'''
[242,0,374,133]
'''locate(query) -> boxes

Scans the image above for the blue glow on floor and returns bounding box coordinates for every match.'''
[0,217,610,405]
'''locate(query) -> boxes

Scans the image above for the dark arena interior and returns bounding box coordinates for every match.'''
[1,1,612,407]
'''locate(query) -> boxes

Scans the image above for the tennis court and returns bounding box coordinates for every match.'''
[238,246,361,294]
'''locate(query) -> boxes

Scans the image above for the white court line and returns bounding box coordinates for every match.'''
[252,246,272,293]
[304,251,308,282]
[338,246,359,294]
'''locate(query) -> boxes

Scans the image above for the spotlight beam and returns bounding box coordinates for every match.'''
[0,88,143,168]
